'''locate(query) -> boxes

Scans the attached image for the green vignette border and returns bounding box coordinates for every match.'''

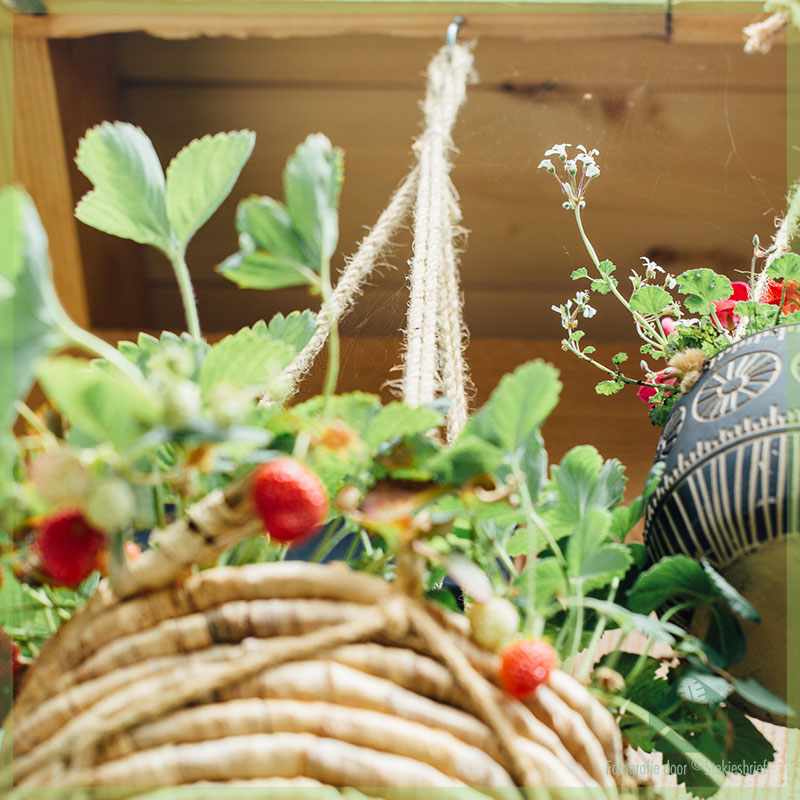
[1,0,799,796]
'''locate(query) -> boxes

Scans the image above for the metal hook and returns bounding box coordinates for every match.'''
[446,16,465,49]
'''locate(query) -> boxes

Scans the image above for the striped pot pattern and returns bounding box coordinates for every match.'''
[643,324,800,721]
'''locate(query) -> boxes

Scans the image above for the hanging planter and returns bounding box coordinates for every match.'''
[643,322,800,720]
[540,143,800,727]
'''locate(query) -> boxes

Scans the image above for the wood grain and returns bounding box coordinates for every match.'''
[13,36,89,327]
[49,37,149,329]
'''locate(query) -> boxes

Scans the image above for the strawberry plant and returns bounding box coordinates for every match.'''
[0,122,789,794]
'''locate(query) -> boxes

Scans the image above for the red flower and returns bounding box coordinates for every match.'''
[713,281,750,330]
[764,279,800,315]
[637,369,678,405]
[661,317,676,337]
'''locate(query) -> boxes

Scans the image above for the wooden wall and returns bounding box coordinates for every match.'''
[17,16,787,498]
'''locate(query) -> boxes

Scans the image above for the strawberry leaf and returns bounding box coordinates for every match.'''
[166,130,255,249]
[75,122,171,252]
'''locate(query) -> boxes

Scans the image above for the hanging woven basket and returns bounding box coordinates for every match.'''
[10,559,625,794]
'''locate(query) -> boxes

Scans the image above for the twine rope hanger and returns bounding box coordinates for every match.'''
[276,31,476,442]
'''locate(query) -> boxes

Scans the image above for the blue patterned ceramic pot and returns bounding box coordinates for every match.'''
[644,324,800,721]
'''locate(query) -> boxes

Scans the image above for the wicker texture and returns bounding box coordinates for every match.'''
[11,562,622,795]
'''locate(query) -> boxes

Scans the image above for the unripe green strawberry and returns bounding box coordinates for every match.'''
[467,597,520,652]
[34,508,106,587]
[29,450,90,505]
[85,479,135,532]
[162,380,202,428]
[499,639,558,699]
[251,458,328,544]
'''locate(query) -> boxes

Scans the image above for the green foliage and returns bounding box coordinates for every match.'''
[766,252,800,282]
[166,130,255,249]
[37,356,158,449]
[75,122,173,251]
[565,509,633,592]
[571,267,588,280]
[0,188,62,432]
[464,360,561,454]
[75,123,255,259]
[676,269,733,315]
[363,403,443,451]
[266,310,318,354]
[219,134,344,289]
[629,285,673,316]
[198,324,296,401]
[595,379,624,395]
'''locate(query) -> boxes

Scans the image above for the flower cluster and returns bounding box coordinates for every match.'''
[540,143,800,425]
[538,144,600,210]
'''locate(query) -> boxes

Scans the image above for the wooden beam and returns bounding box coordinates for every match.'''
[15,12,668,42]
[13,36,89,327]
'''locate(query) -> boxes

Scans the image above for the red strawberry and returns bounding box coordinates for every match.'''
[34,508,106,587]
[499,639,558,699]
[11,642,22,675]
[251,458,328,544]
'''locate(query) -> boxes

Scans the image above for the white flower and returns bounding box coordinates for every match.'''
[551,304,562,314]
[576,145,599,157]
[544,143,571,160]
[640,257,664,280]
[538,158,555,173]
[582,304,597,319]
[584,164,600,179]
[664,273,677,289]
[574,290,589,305]
[565,159,578,175]
[562,201,573,210]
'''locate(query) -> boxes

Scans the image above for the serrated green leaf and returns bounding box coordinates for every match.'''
[612,352,628,366]
[626,555,715,614]
[571,267,588,280]
[590,277,617,295]
[724,707,775,773]
[566,509,629,591]
[465,360,561,454]
[582,345,596,354]
[598,260,616,277]
[198,325,295,400]
[515,557,566,609]
[610,461,664,540]
[595,380,624,396]
[166,130,255,248]
[730,677,793,717]
[293,392,382,435]
[676,269,732,316]
[700,559,760,622]
[545,447,626,540]
[266,309,318,355]
[766,252,800,282]
[284,133,344,268]
[675,670,732,704]
[363,403,442,450]
[74,122,171,251]
[630,285,673,316]
[578,542,634,592]
[0,188,62,439]
[217,245,317,290]
[37,356,158,449]
[427,435,504,486]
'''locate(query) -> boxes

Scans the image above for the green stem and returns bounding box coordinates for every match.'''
[152,483,166,529]
[574,206,667,347]
[576,577,619,683]
[623,601,696,687]
[565,578,585,666]
[55,310,145,387]
[320,256,340,407]
[14,402,56,443]
[776,279,789,325]
[169,248,202,340]
[573,205,600,268]
[599,692,725,790]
